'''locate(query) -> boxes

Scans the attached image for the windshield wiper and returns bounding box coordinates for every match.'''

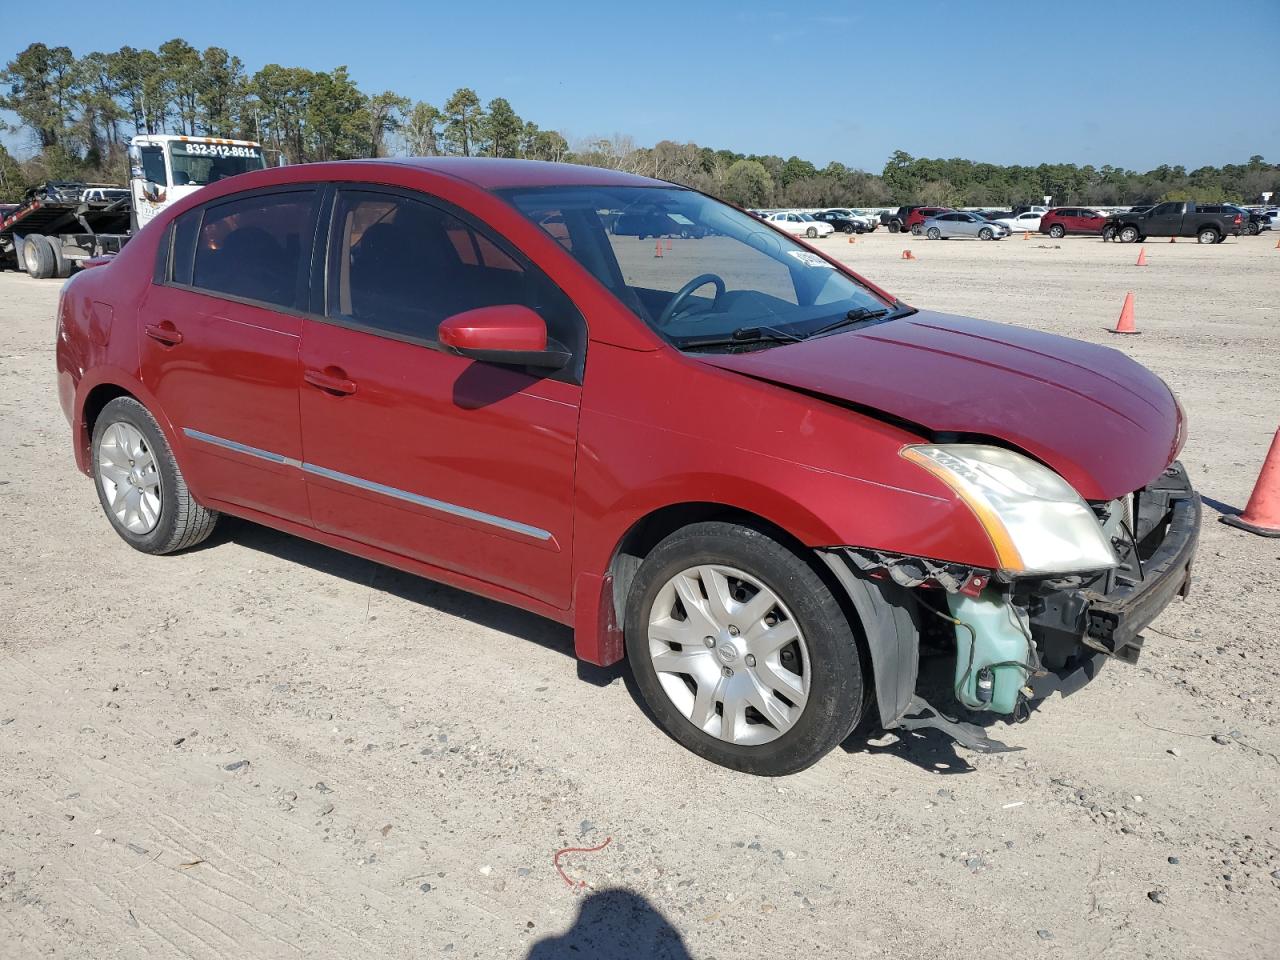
[679,324,803,350]
[806,305,893,339]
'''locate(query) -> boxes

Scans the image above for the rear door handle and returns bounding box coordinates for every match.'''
[304,367,357,396]
[144,322,183,345]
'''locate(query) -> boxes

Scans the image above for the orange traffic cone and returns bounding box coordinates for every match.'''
[1023,231,1030,240]
[848,235,856,244]
[1274,236,1279,249]
[1221,428,1280,537]
[902,249,915,260]
[654,238,662,258]
[1135,247,1147,266]
[1111,291,1139,335]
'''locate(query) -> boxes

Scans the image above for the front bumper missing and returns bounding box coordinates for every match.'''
[1030,462,1200,665]
[820,460,1200,752]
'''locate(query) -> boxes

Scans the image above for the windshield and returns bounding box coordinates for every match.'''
[167,142,266,187]
[500,185,898,351]
[798,213,817,221]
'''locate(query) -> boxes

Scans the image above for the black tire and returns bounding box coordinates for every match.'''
[806,226,818,238]
[1102,225,1117,242]
[1118,226,1138,243]
[888,222,900,233]
[926,227,941,240]
[842,224,855,234]
[23,235,55,279]
[979,227,993,240]
[1197,227,1219,245]
[50,240,72,278]
[1246,221,1259,236]
[1048,224,1065,239]
[1215,234,1227,244]
[910,223,923,236]
[624,522,865,776]
[91,396,219,554]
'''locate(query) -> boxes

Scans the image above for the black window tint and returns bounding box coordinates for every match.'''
[152,222,172,284]
[171,209,200,285]
[328,189,583,356]
[191,190,317,310]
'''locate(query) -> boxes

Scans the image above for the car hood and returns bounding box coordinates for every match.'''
[698,310,1182,500]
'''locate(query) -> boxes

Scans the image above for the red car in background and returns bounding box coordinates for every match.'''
[905,206,951,235]
[1040,207,1107,238]
[55,158,1199,774]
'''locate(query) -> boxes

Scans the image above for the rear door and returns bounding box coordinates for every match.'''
[139,188,319,524]
[297,186,585,608]
[1145,201,1183,237]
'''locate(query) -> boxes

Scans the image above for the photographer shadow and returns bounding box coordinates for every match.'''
[526,888,691,960]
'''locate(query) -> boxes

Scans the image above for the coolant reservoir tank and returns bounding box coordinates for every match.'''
[946,589,1033,714]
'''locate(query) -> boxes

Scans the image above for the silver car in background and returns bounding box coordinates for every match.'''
[923,211,1010,240]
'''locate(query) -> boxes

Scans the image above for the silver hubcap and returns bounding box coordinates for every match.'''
[97,422,162,534]
[647,565,809,746]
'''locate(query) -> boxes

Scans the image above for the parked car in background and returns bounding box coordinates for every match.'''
[614,211,708,239]
[922,211,1010,240]
[55,157,1200,775]
[1039,208,1107,238]
[811,210,868,234]
[766,211,835,238]
[905,206,951,235]
[1234,207,1271,235]
[816,209,877,232]
[880,206,922,233]
[994,211,1043,234]
[1104,201,1243,244]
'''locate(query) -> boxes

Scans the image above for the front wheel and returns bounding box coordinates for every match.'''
[806,226,818,238]
[979,227,994,240]
[1048,224,1065,239]
[92,396,219,554]
[926,227,941,240]
[1119,225,1140,243]
[624,522,865,776]
[842,224,855,234]
[1197,227,1219,245]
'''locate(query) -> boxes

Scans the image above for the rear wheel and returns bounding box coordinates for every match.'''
[92,397,219,554]
[1048,224,1065,239]
[887,222,901,233]
[1197,227,1219,245]
[926,227,941,240]
[624,522,865,776]
[23,236,55,279]
[1246,221,1259,236]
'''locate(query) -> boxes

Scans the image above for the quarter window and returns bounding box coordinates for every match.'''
[190,190,318,310]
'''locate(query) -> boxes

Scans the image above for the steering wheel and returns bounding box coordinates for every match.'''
[656,273,726,328]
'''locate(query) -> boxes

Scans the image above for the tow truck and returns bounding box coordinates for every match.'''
[1,134,268,278]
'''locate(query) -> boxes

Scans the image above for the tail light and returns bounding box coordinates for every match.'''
[1234,214,1242,223]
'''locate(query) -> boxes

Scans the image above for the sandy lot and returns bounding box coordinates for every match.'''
[1,229,1278,959]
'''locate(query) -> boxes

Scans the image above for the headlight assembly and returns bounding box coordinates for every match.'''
[901,444,1119,577]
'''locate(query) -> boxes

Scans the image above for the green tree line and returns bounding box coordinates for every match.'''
[3,41,1277,207]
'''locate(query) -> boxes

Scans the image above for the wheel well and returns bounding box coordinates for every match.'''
[80,383,135,458]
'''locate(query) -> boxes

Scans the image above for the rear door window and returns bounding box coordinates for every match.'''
[189,190,319,310]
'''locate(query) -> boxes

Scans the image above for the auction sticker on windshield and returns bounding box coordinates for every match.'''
[787,250,834,268]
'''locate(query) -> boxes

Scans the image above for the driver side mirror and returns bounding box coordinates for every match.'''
[438,305,570,370]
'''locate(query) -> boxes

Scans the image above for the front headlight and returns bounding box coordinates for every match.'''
[901,444,1119,576]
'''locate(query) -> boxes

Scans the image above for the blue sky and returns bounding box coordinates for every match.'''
[5,0,1278,171]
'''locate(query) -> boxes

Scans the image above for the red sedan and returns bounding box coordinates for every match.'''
[1039,207,1108,238]
[55,159,1199,774]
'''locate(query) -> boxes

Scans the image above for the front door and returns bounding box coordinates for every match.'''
[297,187,584,608]
[1145,202,1184,237]
[139,188,319,524]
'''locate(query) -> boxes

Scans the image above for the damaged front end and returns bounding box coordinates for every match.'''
[820,459,1200,752]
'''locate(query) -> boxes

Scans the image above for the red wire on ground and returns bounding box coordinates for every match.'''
[553,836,613,889]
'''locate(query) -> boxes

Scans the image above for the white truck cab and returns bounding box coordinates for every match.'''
[128,135,269,228]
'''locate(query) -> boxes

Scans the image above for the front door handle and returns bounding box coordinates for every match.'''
[144,322,183,346]
[304,367,357,396]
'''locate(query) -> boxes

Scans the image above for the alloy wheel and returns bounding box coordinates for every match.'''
[646,564,809,746]
[96,421,163,534]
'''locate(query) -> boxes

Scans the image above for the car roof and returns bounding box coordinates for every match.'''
[342,156,668,190]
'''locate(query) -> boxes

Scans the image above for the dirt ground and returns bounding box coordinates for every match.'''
[1,229,1278,959]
